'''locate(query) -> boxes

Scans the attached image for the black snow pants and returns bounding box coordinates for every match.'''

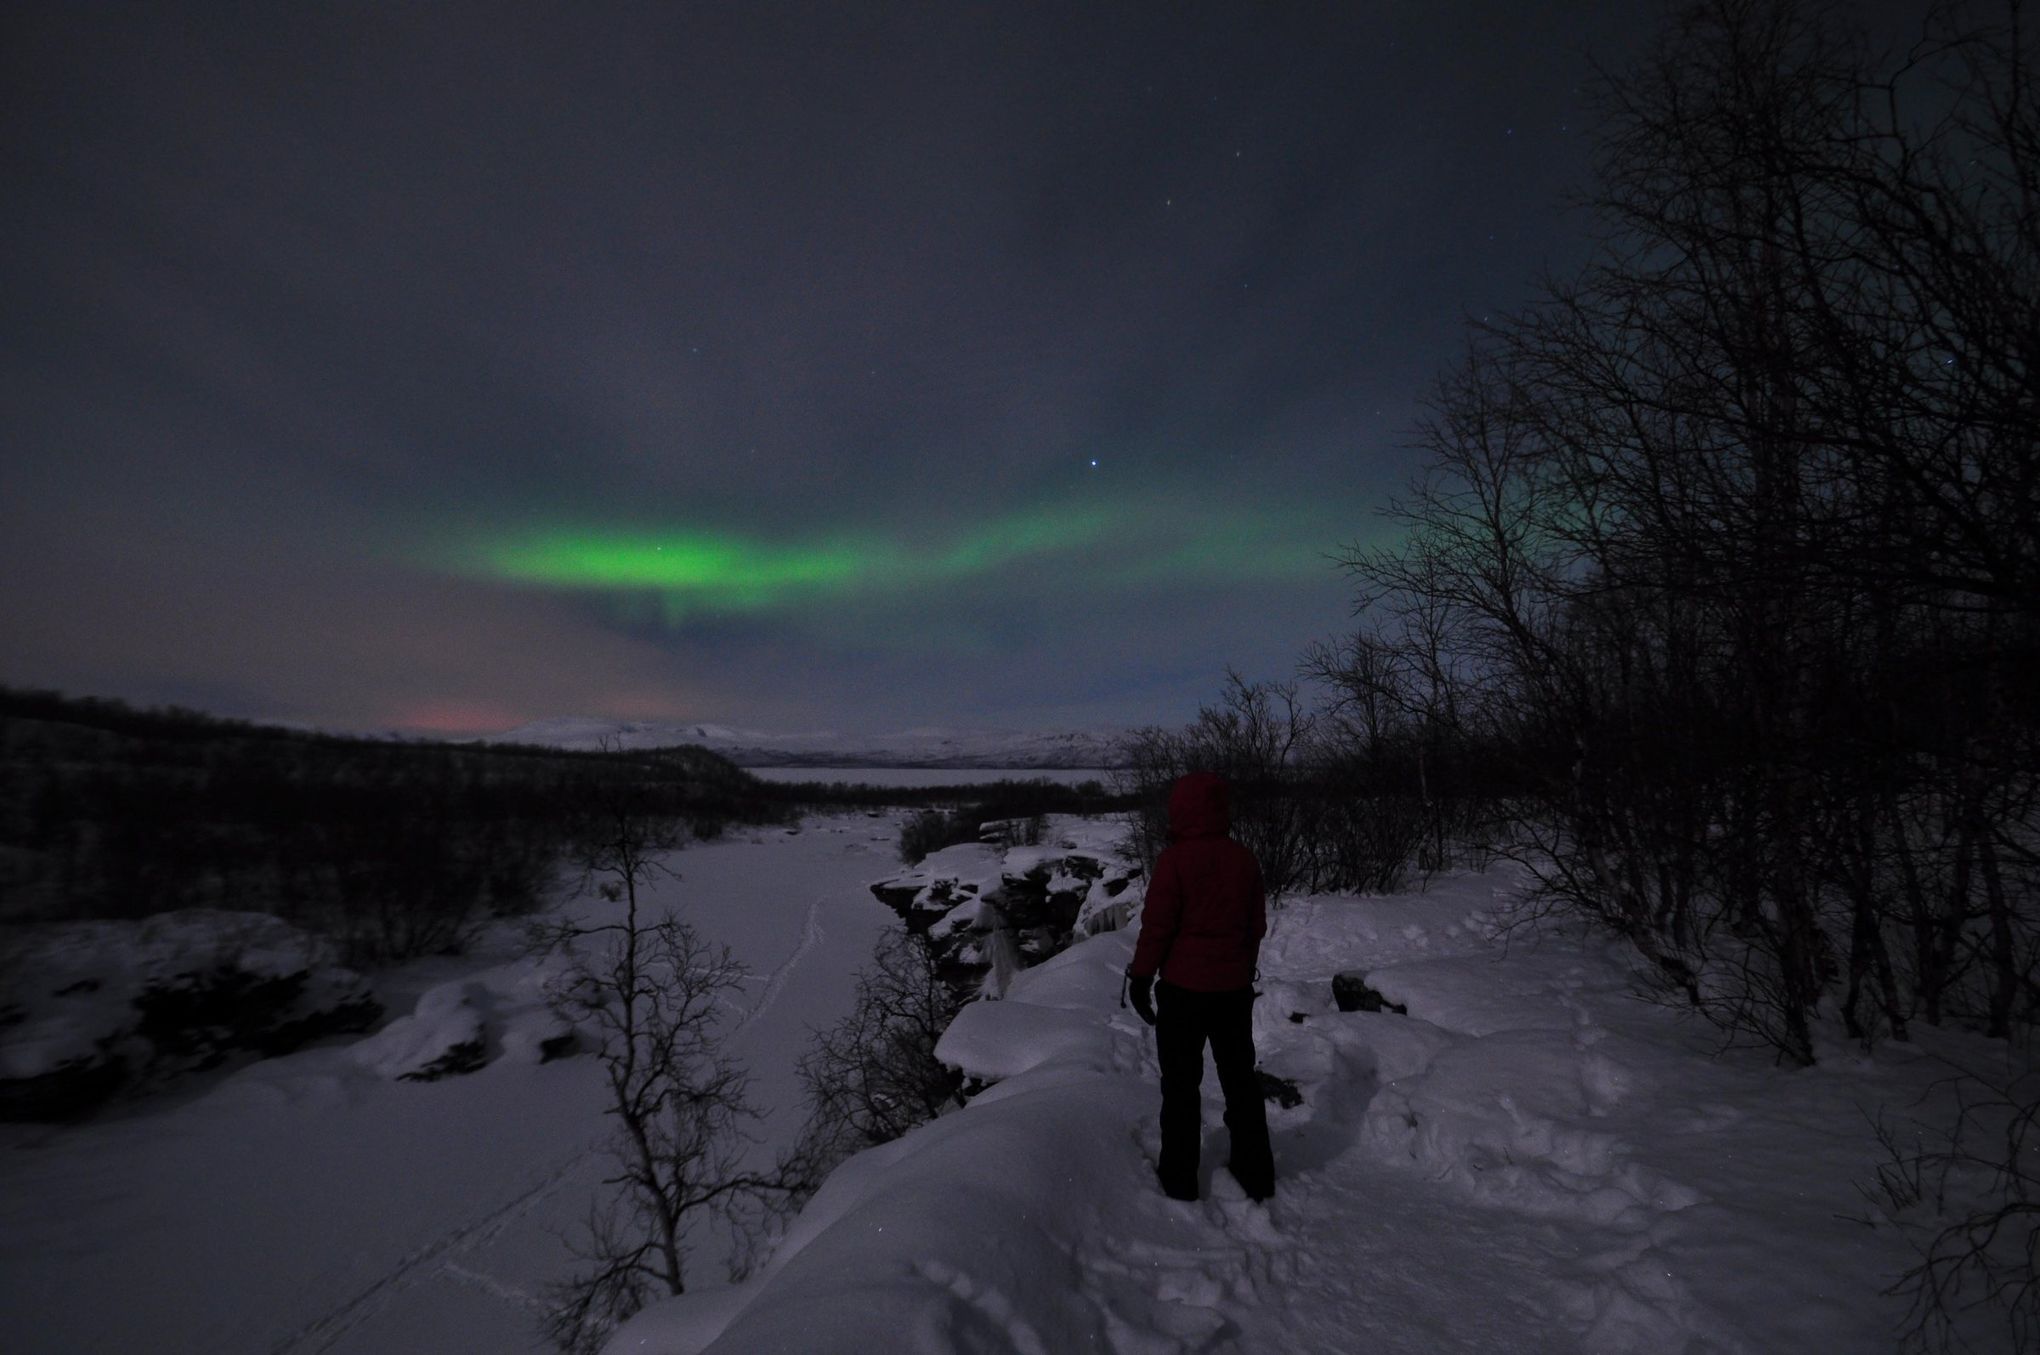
[1155,981,1273,1200]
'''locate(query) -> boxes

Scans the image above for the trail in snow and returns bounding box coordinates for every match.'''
[266,1134,606,1355]
[731,898,827,1040]
[288,873,853,1347]
[281,888,837,1350]
[1092,1000,1593,1355]
[440,1263,548,1314]
[2,815,905,1355]
[1105,896,1709,1354]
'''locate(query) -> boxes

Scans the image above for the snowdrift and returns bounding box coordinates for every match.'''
[611,869,2006,1355]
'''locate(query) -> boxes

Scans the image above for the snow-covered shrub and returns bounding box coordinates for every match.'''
[897,808,974,864]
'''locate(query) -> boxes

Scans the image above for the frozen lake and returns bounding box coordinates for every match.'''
[743,766,1116,787]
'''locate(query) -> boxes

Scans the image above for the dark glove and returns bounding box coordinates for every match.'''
[1127,971,1156,1027]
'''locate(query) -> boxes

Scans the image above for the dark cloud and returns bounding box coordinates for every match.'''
[2,1,1665,733]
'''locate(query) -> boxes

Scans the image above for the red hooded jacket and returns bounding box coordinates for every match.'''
[1128,772,1266,991]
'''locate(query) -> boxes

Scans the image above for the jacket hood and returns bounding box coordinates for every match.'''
[1167,771,1231,840]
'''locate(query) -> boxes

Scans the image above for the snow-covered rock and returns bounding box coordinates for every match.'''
[0,910,381,1118]
[350,960,591,1080]
[350,981,490,1081]
[868,819,1140,998]
[500,1007,579,1064]
[1331,969,1406,1013]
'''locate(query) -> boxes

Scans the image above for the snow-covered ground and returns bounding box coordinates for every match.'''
[746,766,1113,788]
[616,866,2017,1355]
[6,818,2020,1354]
[0,815,906,1355]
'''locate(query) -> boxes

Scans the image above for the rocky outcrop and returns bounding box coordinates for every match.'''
[1332,970,1408,1015]
[1258,1070,1305,1108]
[350,981,489,1081]
[352,977,581,1082]
[0,911,382,1120]
[870,829,1142,998]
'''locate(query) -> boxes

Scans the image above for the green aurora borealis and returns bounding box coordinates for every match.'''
[1,0,1628,735]
[446,501,1338,624]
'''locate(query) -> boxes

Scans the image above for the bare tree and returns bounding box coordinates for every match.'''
[534,794,775,1355]
[1327,0,2037,1337]
[1334,0,2039,1060]
[1116,672,1319,895]
[1861,1060,2040,1353]
[781,930,964,1200]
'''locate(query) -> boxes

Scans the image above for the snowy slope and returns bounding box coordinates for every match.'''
[0,817,907,1355]
[7,825,2017,1354]
[611,869,2013,1355]
[491,717,1125,769]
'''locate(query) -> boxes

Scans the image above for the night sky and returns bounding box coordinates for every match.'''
[2,2,1658,737]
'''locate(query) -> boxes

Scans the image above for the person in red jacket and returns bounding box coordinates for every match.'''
[1125,771,1273,1203]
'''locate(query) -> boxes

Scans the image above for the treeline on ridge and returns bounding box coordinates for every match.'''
[0,687,788,963]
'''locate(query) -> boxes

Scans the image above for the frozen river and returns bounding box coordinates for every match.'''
[743,765,1115,787]
[0,814,909,1355]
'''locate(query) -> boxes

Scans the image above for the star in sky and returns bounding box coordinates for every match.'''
[0,0,1665,734]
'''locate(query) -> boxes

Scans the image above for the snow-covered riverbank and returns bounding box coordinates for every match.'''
[619,868,2021,1355]
[0,814,906,1355]
[6,816,2023,1354]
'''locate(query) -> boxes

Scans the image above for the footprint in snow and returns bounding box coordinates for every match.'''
[914,1259,1053,1355]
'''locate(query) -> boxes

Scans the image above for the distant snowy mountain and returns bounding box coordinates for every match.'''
[490,717,1127,769]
